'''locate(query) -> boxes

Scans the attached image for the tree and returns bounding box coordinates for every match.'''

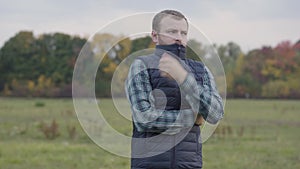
[91,33,132,97]
[130,36,153,53]
[0,31,37,84]
[0,31,86,96]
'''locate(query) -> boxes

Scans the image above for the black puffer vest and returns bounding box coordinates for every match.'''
[131,44,207,169]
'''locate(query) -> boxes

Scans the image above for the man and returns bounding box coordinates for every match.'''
[125,9,224,169]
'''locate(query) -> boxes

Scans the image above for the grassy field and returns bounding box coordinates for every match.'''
[0,98,299,169]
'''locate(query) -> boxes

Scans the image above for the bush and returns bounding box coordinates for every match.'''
[39,119,60,139]
[35,101,45,107]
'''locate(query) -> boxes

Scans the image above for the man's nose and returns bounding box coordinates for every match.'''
[174,33,183,41]
[173,33,183,44]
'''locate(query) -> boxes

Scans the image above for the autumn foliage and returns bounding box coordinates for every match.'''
[0,31,299,98]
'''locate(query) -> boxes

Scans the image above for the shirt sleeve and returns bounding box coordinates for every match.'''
[125,59,196,134]
[179,66,224,124]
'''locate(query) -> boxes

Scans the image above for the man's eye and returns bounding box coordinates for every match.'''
[181,32,187,36]
[167,30,177,34]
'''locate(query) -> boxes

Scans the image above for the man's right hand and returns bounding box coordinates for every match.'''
[159,52,188,84]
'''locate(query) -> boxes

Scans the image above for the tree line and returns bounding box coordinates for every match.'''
[0,31,299,98]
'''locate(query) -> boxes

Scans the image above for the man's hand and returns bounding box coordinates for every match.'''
[159,52,188,84]
[195,114,205,126]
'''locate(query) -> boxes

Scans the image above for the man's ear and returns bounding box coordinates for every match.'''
[151,31,158,43]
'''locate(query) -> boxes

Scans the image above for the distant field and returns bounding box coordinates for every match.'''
[0,98,299,169]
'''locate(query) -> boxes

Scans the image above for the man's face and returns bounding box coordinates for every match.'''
[152,16,188,46]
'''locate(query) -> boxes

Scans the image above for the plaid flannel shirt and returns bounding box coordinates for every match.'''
[125,58,224,134]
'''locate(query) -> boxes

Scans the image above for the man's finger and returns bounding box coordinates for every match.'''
[160,71,172,78]
[162,52,172,58]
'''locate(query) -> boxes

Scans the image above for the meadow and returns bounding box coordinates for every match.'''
[0,98,299,169]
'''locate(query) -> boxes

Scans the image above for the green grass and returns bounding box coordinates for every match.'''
[0,98,299,169]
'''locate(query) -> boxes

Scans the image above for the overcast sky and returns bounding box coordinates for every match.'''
[1,0,299,52]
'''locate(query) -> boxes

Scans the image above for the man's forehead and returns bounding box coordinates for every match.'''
[160,16,188,29]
